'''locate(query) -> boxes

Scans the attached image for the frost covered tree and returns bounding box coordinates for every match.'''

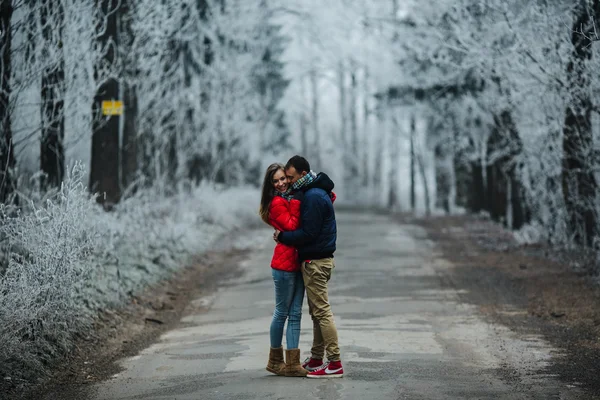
[251,0,291,157]
[39,0,66,189]
[89,0,121,206]
[0,0,15,203]
[384,0,600,245]
[120,0,138,192]
[0,0,293,385]
[562,0,600,246]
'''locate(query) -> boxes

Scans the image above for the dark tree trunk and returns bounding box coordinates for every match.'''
[338,62,347,187]
[485,162,506,222]
[90,0,121,207]
[120,0,138,193]
[338,61,346,152]
[349,63,358,182]
[196,0,214,182]
[40,71,65,189]
[409,115,416,211]
[166,126,178,187]
[501,112,527,229]
[509,172,527,229]
[300,109,308,157]
[453,123,471,210]
[362,67,370,187]
[310,68,321,167]
[121,84,137,191]
[453,157,470,210]
[40,0,65,189]
[91,78,120,206]
[388,108,400,210]
[417,153,431,216]
[485,110,527,228]
[469,161,485,212]
[0,0,16,204]
[485,117,506,222]
[157,108,178,191]
[434,143,451,214]
[562,0,599,246]
[138,131,154,187]
[373,105,385,193]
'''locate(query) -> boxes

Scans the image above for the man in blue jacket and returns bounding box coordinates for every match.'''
[274,155,344,378]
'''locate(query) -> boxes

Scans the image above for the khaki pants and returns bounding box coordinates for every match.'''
[301,257,340,362]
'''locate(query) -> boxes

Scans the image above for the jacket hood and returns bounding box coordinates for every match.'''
[303,172,335,193]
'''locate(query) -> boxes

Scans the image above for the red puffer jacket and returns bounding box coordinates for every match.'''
[269,196,301,272]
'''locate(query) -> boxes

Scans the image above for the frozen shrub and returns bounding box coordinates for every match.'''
[0,164,260,382]
[0,163,105,378]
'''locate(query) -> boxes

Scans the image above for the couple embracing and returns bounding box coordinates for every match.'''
[259,155,344,379]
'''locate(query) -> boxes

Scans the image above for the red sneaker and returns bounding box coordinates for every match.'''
[306,361,344,379]
[302,357,324,372]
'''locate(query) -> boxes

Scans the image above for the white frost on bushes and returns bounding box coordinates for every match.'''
[513,222,545,246]
[0,163,260,381]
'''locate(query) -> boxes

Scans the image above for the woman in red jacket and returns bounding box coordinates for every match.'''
[259,163,307,377]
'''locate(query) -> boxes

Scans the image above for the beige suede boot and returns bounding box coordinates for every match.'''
[266,347,286,375]
[285,349,308,377]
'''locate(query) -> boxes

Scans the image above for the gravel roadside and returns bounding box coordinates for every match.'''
[411,214,600,397]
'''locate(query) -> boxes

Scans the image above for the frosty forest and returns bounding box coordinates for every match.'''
[1,0,600,390]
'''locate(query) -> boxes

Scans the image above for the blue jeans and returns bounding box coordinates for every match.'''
[270,268,305,349]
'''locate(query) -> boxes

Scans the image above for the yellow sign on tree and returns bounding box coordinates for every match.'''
[102,100,124,116]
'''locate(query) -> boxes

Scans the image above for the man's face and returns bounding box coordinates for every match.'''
[285,166,306,185]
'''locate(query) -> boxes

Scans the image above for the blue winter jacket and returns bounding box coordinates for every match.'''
[278,173,337,261]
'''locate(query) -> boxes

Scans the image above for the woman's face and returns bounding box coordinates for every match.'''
[272,169,289,193]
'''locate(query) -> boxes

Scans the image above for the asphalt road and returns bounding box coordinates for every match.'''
[90,212,586,400]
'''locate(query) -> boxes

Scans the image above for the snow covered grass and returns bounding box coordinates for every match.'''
[513,222,546,246]
[0,163,260,383]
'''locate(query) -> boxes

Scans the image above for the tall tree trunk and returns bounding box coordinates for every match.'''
[338,61,346,152]
[409,115,416,211]
[388,110,400,210]
[40,0,65,190]
[90,0,121,207]
[373,103,385,196]
[121,84,137,192]
[167,128,178,186]
[417,153,431,216]
[453,120,472,210]
[434,142,451,214]
[562,0,599,246]
[349,60,358,183]
[485,161,504,221]
[338,60,348,191]
[469,161,485,212]
[300,75,308,157]
[196,0,213,182]
[0,0,15,204]
[179,43,192,183]
[120,0,138,193]
[309,68,321,166]
[485,114,504,222]
[362,67,370,187]
[502,113,526,229]
[448,148,457,214]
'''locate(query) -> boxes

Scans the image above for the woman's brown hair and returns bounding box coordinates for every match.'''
[259,163,285,225]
